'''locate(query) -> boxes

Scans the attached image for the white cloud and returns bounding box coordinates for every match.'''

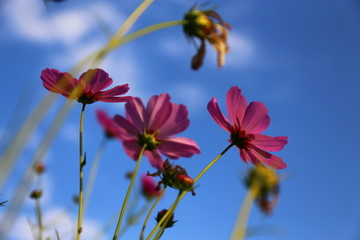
[60,122,78,143]
[226,32,256,67]
[2,0,123,45]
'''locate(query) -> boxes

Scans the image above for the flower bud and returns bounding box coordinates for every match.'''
[155,209,177,229]
[30,190,42,199]
[33,162,45,174]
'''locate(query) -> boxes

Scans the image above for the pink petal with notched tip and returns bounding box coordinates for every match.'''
[207,97,233,132]
[158,103,189,138]
[241,102,270,134]
[250,134,288,152]
[146,94,172,131]
[114,114,140,140]
[226,86,247,126]
[144,150,164,170]
[79,69,112,95]
[159,137,200,159]
[41,69,79,97]
[125,98,146,132]
[248,146,287,169]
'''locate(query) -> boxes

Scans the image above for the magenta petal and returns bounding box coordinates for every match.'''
[79,69,112,95]
[95,96,133,103]
[248,146,287,169]
[241,102,270,133]
[125,97,146,131]
[94,84,130,99]
[144,150,164,169]
[123,140,142,160]
[158,103,189,138]
[159,137,200,159]
[146,94,172,131]
[207,97,232,132]
[41,69,78,97]
[114,114,140,139]
[251,134,288,151]
[226,86,247,126]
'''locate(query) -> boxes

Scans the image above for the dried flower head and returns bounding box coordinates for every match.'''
[245,166,280,215]
[183,5,231,70]
[148,160,196,195]
[33,162,45,174]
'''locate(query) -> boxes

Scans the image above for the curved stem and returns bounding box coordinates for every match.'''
[77,103,87,240]
[230,185,259,240]
[112,144,147,240]
[146,143,234,240]
[139,187,167,240]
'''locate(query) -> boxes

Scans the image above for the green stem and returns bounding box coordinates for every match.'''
[146,143,234,240]
[139,187,167,240]
[77,103,87,240]
[84,138,108,214]
[112,144,147,240]
[35,199,43,240]
[230,185,258,240]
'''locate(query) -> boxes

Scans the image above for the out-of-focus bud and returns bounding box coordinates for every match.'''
[141,175,162,201]
[30,190,42,199]
[155,209,177,229]
[245,166,280,215]
[183,5,231,70]
[33,162,45,175]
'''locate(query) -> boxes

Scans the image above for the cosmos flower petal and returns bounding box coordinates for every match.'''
[144,150,164,170]
[249,146,287,169]
[114,114,140,139]
[241,102,270,133]
[96,109,122,138]
[123,140,143,160]
[146,94,172,131]
[226,86,247,126]
[158,103,189,138]
[159,137,201,159]
[125,97,146,131]
[251,135,288,152]
[207,97,232,132]
[79,69,112,95]
[41,69,79,97]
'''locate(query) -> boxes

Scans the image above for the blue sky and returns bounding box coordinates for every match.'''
[1,0,360,239]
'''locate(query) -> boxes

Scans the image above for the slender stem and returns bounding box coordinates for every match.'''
[146,143,234,240]
[35,199,43,240]
[84,138,108,214]
[230,185,259,240]
[77,103,87,240]
[154,191,181,240]
[112,144,147,240]
[139,187,167,240]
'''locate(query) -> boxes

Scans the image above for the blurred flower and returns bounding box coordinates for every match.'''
[96,109,123,139]
[33,162,45,174]
[41,68,132,104]
[207,86,288,169]
[148,160,195,195]
[114,94,200,169]
[141,175,162,200]
[155,209,177,229]
[245,166,280,215]
[30,190,42,199]
[183,5,231,70]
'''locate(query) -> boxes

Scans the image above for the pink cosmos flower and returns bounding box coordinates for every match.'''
[95,109,123,139]
[141,175,162,200]
[41,68,132,104]
[114,94,200,169]
[207,86,288,169]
